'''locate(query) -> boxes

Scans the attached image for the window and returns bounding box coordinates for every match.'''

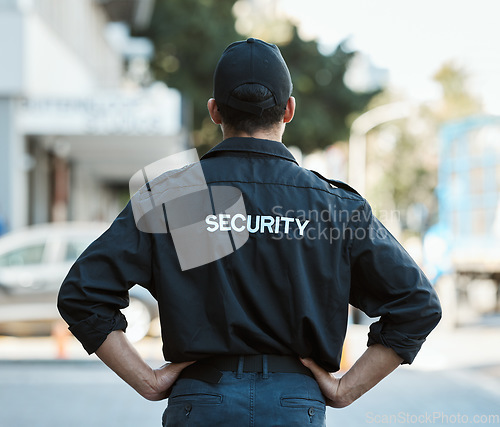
[0,244,45,267]
[65,240,91,262]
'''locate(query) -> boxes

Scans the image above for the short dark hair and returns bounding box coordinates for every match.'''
[217,83,287,134]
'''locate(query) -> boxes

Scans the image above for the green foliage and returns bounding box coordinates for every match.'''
[139,0,240,153]
[373,63,482,231]
[373,128,436,210]
[433,61,482,121]
[280,29,380,152]
[139,0,379,154]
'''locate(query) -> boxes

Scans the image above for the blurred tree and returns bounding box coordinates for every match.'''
[433,61,482,121]
[138,0,380,154]
[367,116,438,233]
[137,0,240,153]
[279,29,380,152]
[366,62,483,234]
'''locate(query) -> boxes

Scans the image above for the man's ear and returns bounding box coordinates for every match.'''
[207,98,222,125]
[283,96,295,124]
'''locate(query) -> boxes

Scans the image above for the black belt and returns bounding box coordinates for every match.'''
[179,354,314,384]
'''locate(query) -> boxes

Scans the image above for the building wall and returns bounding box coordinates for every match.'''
[29,0,122,91]
[0,3,24,96]
[0,98,28,231]
[0,0,186,233]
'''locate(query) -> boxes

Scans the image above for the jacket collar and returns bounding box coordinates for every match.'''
[201,137,298,165]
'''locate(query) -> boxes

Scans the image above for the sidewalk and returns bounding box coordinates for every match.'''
[343,316,500,376]
[0,334,164,362]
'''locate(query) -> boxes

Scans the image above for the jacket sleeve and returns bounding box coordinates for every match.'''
[348,201,442,364]
[57,202,153,354]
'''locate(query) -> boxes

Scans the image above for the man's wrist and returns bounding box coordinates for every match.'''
[136,367,160,400]
[329,376,355,408]
[336,375,365,407]
[333,344,403,407]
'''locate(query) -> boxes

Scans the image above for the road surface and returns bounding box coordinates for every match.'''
[1,319,499,426]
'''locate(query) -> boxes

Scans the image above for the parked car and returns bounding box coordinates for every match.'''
[0,222,159,342]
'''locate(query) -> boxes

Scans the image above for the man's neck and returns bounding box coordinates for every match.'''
[222,127,284,142]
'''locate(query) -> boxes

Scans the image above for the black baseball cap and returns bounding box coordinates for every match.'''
[213,38,293,116]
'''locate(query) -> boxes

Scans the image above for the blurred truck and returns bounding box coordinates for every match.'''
[424,115,500,327]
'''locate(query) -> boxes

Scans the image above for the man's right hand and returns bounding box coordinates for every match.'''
[301,344,403,408]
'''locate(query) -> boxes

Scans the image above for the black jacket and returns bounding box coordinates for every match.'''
[57,137,441,372]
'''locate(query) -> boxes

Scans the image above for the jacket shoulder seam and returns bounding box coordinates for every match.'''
[206,179,364,201]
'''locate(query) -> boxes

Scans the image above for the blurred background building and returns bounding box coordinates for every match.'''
[0,0,188,232]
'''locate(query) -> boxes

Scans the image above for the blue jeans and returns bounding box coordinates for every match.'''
[162,370,326,426]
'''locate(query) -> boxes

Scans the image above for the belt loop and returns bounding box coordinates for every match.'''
[236,356,244,379]
[262,355,269,379]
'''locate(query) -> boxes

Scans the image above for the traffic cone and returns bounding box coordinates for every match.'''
[340,307,354,372]
[52,320,70,359]
[339,338,352,372]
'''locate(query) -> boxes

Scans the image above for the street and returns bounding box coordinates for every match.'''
[1,318,500,426]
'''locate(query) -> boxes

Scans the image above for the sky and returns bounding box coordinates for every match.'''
[277,0,500,113]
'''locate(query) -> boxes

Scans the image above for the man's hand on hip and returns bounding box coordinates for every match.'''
[95,330,195,401]
[151,361,196,400]
[300,358,350,408]
[301,344,403,408]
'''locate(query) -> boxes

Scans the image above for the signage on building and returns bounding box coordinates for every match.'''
[17,84,182,136]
